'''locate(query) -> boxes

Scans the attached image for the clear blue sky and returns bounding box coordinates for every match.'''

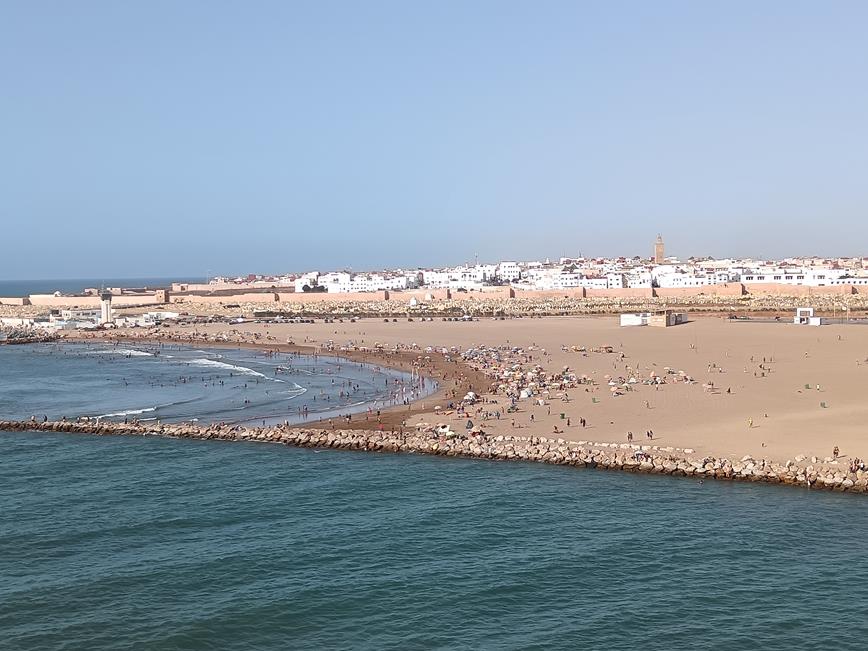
[3,1,867,279]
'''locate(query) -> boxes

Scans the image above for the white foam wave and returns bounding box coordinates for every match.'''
[97,406,157,419]
[284,386,308,398]
[89,349,154,357]
[188,358,285,382]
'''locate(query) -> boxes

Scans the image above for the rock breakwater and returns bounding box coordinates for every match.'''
[2,420,866,494]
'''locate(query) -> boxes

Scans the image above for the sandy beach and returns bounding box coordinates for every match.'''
[82,315,867,465]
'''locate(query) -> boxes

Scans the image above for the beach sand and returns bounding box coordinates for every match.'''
[136,316,868,464]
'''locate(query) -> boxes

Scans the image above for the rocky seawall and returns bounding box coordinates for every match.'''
[0,333,58,345]
[2,420,866,494]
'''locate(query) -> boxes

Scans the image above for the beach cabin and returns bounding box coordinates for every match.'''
[648,310,686,327]
[620,312,651,327]
[622,310,685,327]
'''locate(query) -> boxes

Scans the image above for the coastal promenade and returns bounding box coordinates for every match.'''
[2,419,865,494]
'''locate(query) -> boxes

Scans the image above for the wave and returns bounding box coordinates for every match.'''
[187,358,285,382]
[88,349,154,357]
[284,385,308,398]
[96,406,157,419]
[94,396,202,421]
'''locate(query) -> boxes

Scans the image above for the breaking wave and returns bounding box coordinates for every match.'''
[187,358,285,382]
[96,406,157,419]
[89,349,154,357]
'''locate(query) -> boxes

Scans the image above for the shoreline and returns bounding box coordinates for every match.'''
[57,332,489,431]
[4,314,864,478]
[2,418,865,494]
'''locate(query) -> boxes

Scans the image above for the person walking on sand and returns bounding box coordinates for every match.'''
[748,417,753,428]
[627,431,633,442]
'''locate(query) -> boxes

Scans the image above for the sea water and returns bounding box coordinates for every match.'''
[1,346,868,649]
[0,343,429,426]
[0,434,867,649]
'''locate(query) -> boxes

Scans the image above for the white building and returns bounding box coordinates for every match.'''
[293,272,320,292]
[497,262,521,281]
[625,271,653,288]
[739,268,847,286]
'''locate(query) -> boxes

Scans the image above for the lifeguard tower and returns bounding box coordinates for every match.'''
[99,289,113,325]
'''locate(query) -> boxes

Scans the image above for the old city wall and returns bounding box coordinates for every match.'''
[655,284,745,298]
[743,283,855,296]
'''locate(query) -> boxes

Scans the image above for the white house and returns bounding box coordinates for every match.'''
[497,261,521,281]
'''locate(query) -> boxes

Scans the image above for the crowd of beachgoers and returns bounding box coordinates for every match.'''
[455,343,704,425]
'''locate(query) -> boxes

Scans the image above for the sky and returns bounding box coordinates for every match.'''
[2,0,868,279]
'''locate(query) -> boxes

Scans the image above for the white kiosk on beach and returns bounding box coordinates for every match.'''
[794,307,829,326]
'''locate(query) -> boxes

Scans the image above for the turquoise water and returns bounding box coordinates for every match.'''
[1,431,867,650]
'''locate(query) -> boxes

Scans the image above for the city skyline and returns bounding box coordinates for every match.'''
[4,237,868,284]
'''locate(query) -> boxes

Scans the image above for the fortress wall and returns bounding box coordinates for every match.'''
[743,283,854,296]
[585,287,655,299]
[655,284,745,298]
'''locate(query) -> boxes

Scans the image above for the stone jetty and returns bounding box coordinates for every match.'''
[1,419,866,494]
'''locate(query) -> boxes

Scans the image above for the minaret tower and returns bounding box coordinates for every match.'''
[99,288,113,325]
[654,234,665,264]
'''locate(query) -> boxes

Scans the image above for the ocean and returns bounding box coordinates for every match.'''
[1,345,867,649]
[0,277,203,297]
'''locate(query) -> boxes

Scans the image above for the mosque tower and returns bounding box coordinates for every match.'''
[654,234,665,264]
[99,289,113,325]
